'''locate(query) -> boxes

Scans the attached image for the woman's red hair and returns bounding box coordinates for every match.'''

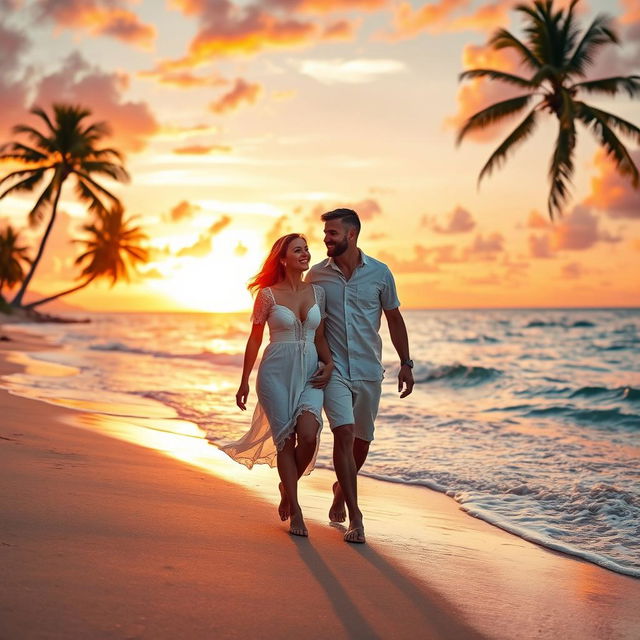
[248,233,305,295]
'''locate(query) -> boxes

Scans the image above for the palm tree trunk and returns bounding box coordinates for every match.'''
[23,275,96,310]
[11,175,63,308]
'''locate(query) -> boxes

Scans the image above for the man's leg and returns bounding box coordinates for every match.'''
[330,379,379,527]
[329,437,369,523]
[332,423,364,542]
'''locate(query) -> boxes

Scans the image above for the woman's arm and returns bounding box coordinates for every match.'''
[236,322,265,410]
[312,319,334,389]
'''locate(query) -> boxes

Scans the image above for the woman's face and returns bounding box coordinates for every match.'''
[282,237,311,272]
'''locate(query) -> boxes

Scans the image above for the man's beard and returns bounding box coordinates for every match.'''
[326,237,348,257]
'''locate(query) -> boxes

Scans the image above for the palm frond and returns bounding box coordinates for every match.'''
[90,147,124,162]
[479,108,539,183]
[575,101,639,186]
[572,75,640,99]
[74,171,122,204]
[11,125,55,153]
[0,171,47,199]
[457,94,534,145]
[577,102,640,144]
[74,178,110,216]
[27,178,57,227]
[490,28,542,70]
[0,142,48,163]
[0,168,44,190]
[78,161,130,183]
[30,106,56,135]
[459,68,537,89]
[566,13,618,77]
[548,118,577,219]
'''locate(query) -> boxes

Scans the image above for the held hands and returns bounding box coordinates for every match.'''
[398,364,414,398]
[236,381,250,410]
[311,361,334,389]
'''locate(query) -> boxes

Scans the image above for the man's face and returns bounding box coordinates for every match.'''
[323,219,349,257]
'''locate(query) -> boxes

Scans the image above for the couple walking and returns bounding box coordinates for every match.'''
[222,208,413,543]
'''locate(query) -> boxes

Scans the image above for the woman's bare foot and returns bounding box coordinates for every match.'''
[328,481,347,523]
[289,509,308,537]
[278,482,290,521]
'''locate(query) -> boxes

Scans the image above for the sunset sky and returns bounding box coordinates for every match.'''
[1,0,639,312]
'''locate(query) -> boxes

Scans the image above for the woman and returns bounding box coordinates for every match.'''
[221,234,334,537]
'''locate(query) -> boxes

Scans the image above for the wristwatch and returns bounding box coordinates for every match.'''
[401,359,414,368]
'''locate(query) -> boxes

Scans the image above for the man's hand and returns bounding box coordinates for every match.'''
[236,381,250,410]
[398,364,414,398]
[311,362,334,389]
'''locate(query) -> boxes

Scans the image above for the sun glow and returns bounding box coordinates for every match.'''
[150,228,264,312]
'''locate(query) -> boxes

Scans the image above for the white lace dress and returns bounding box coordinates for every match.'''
[220,285,325,473]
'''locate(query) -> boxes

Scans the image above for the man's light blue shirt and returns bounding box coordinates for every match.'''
[307,251,400,382]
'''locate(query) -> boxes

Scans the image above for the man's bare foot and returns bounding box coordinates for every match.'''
[329,481,347,523]
[289,509,308,537]
[278,482,290,521]
[344,520,365,544]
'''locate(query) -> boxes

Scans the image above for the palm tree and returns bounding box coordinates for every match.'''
[0,103,129,306]
[457,0,640,219]
[24,206,148,310]
[0,225,31,303]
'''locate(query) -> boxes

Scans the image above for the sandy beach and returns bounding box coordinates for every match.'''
[1,328,639,640]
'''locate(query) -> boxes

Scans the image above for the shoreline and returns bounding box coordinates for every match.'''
[2,327,640,639]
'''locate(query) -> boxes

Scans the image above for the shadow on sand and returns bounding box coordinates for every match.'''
[289,527,486,640]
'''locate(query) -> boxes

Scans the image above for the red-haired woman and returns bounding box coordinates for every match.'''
[221,234,334,537]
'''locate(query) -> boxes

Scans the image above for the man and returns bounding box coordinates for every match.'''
[308,208,414,543]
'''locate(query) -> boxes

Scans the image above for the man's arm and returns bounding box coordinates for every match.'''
[383,307,414,398]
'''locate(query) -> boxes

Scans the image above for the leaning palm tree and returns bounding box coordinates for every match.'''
[24,206,148,310]
[0,103,129,306]
[457,0,640,219]
[0,225,31,303]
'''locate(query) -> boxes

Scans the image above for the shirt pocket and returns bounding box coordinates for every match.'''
[355,283,380,310]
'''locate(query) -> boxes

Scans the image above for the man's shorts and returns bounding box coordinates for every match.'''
[324,373,382,442]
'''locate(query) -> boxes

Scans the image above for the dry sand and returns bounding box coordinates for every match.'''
[1,328,639,639]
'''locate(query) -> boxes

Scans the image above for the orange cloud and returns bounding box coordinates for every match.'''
[463,232,505,259]
[176,215,232,257]
[621,0,640,24]
[172,144,232,154]
[210,78,262,114]
[525,210,550,229]
[586,149,640,219]
[426,205,476,233]
[36,0,155,49]
[551,206,621,251]
[31,53,158,153]
[528,233,554,258]
[167,201,201,222]
[381,0,469,40]
[165,0,360,67]
[138,65,228,88]
[561,261,585,279]
[378,245,439,274]
[269,0,386,13]
[447,44,525,142]
[380,0,516,40]
[322,18,360,40]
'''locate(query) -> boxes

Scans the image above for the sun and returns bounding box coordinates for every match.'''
[151,228,264,312]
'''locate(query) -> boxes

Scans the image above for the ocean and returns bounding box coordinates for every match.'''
[2,308,639,578]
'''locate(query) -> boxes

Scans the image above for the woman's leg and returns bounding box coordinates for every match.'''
[276,435,307,536]
[294,411,320,477]
[277,411,319,531]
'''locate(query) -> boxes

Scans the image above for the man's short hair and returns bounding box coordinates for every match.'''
[321,208,361,236]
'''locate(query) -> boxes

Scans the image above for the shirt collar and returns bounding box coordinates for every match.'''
[324,249,368,271]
